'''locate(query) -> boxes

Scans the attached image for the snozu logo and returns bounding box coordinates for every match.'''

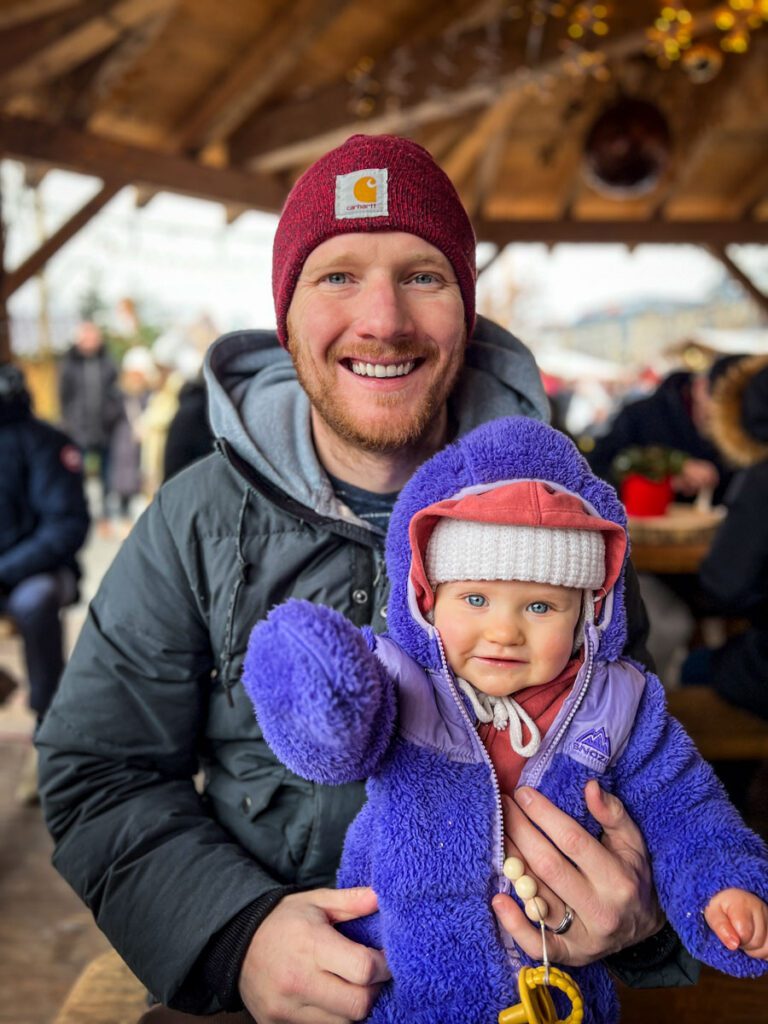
[571,726,611,768]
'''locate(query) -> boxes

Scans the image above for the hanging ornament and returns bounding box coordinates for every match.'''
[681,42,724,81]
[582,97,671,198]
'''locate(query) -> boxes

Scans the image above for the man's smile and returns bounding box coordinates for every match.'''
[346,358,419,378]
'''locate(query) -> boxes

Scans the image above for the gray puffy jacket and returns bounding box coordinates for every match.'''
[37,318,550,1009]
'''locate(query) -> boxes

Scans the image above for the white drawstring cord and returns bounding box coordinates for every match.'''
[457,678,542,757]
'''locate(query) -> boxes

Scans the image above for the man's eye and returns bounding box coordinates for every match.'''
[465,594,487,608]
[528,601,550,615]
[324,272,348,284]
[411,272,439,285]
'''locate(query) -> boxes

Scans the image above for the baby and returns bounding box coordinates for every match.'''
[243,416,768,1024]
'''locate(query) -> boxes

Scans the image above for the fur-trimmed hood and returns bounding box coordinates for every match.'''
[710,354,768,468]
[384,416,630,670]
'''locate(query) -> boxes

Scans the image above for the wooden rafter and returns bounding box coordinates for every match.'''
[0,0,80,32]
[71,7,174,124]
[170,0,350,154]
[474,218,768,246]
[0,182,122,301]
[234,6,723,174]
[0,0,175,100]
[708,245,768,319]
[0,115,285,210]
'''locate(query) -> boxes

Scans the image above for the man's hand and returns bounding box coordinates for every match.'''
[671,458,718,498]
[239,887,391,1024]
[492,781,664,966]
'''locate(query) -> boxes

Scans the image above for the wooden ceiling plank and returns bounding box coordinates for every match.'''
[74,7,174,124]
[1,182,121,300]
[0,114,286,210]
[653,44,768,218]
[0,0,80,32]
[0,0,111,80]
[236,5,723,173]
[170,0,351,152]
[708,245,768,319]
[474,219,768,245]
[0,0,175,99]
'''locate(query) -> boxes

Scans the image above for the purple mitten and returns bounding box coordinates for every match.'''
[243,599,397,784]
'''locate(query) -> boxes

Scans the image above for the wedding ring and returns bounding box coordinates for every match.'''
[548,905,574,935]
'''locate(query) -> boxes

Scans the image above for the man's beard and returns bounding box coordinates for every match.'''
[290,333,467,455]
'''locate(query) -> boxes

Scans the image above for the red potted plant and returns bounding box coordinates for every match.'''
[612,445,687,517]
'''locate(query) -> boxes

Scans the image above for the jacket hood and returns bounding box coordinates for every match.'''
[204,315,549,523]
[710,354,768,468]
[408,481,627,616]
[385,417,630,668]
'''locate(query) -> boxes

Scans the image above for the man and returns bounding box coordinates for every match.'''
[587,356,741,505]
[38,136,691,1023]
[0,362,89,800]
[58,319,122,519]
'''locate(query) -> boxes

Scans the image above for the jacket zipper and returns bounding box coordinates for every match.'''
[433,630,510,896]
[524,630,596,791]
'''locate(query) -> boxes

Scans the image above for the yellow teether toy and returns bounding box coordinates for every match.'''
[498,965,584,1024]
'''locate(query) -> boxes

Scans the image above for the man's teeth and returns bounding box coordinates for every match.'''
[350,361,415,378]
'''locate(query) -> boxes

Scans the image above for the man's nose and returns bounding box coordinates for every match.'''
[353,277,413,341]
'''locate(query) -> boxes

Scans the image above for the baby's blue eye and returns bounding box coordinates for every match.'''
[465,594,487,608]
[528,601,550,615]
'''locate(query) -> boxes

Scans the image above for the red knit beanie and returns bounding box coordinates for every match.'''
[272,134,477,347]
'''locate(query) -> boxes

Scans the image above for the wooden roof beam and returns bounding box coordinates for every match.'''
[0,0,80,32]
[474,219,768,246]
[708,245,768,320]
[233,6,723,174]
[0,0,175,100]
[0,115,286,211]
[1,182,121,301]
[171,0,351,154]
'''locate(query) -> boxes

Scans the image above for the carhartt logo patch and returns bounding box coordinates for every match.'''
[335,168,389,219]
[571,727,611,768]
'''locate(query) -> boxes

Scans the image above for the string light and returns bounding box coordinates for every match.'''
[343,1,765,116]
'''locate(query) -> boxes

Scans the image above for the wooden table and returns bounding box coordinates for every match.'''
[666,686,768,762]
[628,504,725,575]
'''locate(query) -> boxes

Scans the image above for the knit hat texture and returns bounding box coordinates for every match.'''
[272,134,476,346]
[425,518,606,591]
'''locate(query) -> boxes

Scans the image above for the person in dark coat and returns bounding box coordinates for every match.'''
[57,320,123,518]
[587,359,739,506]
[0,363,90,723]
[162,374,214,482]
[587,356,743,683]
[682,355,768,720]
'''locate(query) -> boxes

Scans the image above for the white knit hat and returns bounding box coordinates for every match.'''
[425,519,606,591]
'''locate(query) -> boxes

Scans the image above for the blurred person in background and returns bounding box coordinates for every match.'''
[586,355,743,685]
[0,362,89,802]
[140,329,204,496]
[109,346,158,535]
[57,320,123,521]
[162,367,214,482]
[682,355,768,721]
[587,357,739,506]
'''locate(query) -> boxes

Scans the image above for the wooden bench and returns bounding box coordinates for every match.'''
[618,964,768,1023]
[55,948,768,1024]
[53,949,251,1023]
[666,685,768,762]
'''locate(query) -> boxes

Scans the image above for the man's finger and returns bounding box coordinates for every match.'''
[317,886,381,925]
[584,780,646,857]
[315,925,391,986]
